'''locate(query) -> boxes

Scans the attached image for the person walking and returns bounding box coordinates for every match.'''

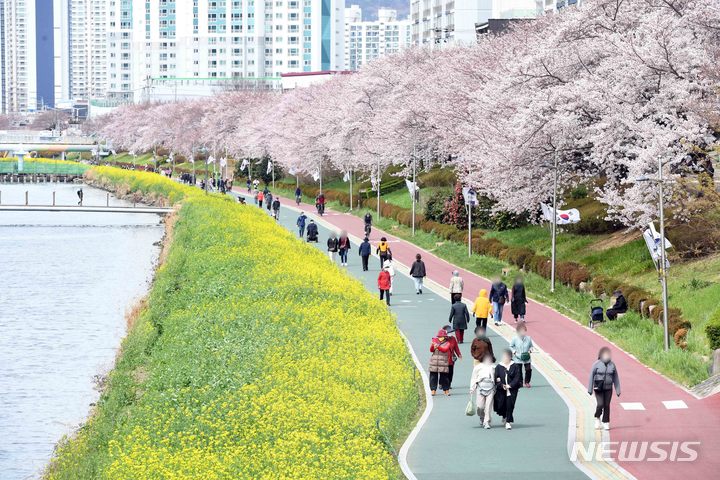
[470,326,495,365]
[378,265,392,306]
[470,356,496,428]
[257,190,264,209]
[489,277,509,326]
[606,290,628,320]
[265,192,273,213]
[338,231,350,266]
[296,212,307,237]
[77,188,84,206]
[441,325,462,388]
[509,323,534,388]
[511,277,528,322]
[472,288,493,330]
[588,347,621,431]
[494,348,523,430]
[449,271,464,304]
[376,237,391,269]
[409,254,427,294]
[272,197,281,220]
[383,257,396,294]
[448,295,470,343]
[358,237,372,271]
[246,179,252,192]
[306,219,319,243]
[295,186,302,205]
[429,328,453,396]
[327,232,339,262]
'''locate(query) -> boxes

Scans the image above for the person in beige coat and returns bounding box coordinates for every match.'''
[449,270,464,304]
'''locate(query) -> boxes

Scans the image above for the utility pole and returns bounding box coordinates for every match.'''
[412,147,417,236]
[376,158,381,219]
[657,157,670,351]
[349,169,353,211]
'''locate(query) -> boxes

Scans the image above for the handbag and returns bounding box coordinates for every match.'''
[520,352,531,362]
[465,392,476,416]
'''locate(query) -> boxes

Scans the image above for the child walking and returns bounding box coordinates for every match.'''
[509,323,534,388]
[494,348,523,430]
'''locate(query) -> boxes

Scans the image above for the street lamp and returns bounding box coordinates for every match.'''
[550,151,559,293]
[636,159,673,351]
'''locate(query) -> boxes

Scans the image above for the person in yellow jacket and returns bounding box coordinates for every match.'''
[376,237,391,269]
[472,289,493,330]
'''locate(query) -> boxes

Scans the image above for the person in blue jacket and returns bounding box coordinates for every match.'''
[296,212,307,238]
[358,237,372,271]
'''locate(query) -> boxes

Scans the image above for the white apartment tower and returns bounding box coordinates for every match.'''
[68,0,108,101]
[107,0,346,103]
[344,5,410,71]
[410,0,540,46]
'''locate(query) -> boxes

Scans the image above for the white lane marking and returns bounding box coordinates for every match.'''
[662,400,688,410]
[620,402,645,411]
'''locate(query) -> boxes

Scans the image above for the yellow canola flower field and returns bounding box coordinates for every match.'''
[47,167,419,480]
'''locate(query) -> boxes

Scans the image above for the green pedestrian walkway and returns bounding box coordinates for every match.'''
[247,198,586,479]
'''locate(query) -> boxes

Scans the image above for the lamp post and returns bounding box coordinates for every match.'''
[550,151,559,293]
[636,158,672,351]
[411,147,417,236]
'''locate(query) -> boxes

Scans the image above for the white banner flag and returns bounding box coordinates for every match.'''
[220,157,227,167]
[189,155,195,164]
[288,167,297,176]
[169,152,174,163]
[405,179,418,196]
[110,149,117,156]
[128,150,136,156]
[462,187,478,207]
[370,173,378,191]
[207,155,216,165]
[311,170,320,182]
[643,222,672,270]
[266,161,273,175]
[240,159,249,171]
[342,171,350,183]
[541,203,580,224]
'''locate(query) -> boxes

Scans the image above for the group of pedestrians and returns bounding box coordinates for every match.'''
[252,185,281,220]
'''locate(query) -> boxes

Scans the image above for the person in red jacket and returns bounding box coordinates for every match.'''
[378,266,392,306]
[442,324,463,388]
[429,328,453,395]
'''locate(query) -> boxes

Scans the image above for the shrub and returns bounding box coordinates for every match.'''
[420,168,456,187]
[591,275,609,297]
[424,191,450,222]
[706,309,720,350]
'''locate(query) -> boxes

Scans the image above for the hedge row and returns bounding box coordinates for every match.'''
[706,309,720,351]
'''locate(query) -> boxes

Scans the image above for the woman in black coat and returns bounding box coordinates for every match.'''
[510,277,527,322]
[494,348,523,429]
[448,295,470,344]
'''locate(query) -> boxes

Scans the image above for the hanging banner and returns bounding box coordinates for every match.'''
[288,167,297,176]
[462,187,479,207]
[207,155,216,165]
[168,152,174,163]
[189,155,195,164]
[540,203,581,224]
[128,150,136,156]
[643,222,672,270]
[343,171,350,183]
[370,173,379,191]
[266,160,273,175]
[311,170,320,182]
[220,157,227,167]
[405,179,418,197]
[240,159,249,171]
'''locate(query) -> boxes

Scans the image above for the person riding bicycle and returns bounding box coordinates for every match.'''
[295,186,302,205]
[306,220,319,242]
[316,193,326,216]
[364,212,372,236]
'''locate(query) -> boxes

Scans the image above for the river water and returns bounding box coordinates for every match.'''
[0,184,164,479]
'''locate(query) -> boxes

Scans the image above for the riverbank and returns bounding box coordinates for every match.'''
[46,168,419,479]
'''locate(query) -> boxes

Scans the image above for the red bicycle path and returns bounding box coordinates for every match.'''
[239,189,720,479]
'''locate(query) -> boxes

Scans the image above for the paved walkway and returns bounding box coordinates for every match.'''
[236,189,720,479]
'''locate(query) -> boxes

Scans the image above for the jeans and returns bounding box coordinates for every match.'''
[594,389,613,423]
[361,255,369,271]
[492,302,504,323]
[339,249,348,264]
[413,276,424,292]
[520,362,532,384]
[380,289,390,305]
[298,226,305,237]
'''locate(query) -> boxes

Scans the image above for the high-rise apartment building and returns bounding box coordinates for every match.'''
[344,5,410,71]
[68,0,108,101]
[410,0,541,46]
[106,0,346,103]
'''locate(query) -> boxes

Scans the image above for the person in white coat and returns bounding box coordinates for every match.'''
[470,356,496,429]
[383,258,396,294]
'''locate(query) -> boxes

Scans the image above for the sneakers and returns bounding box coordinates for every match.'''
[595,418,602,430]
[505,423,512,430]
[416,291,420,295]
[419,289,423,294]
[483,422,491,429]
[603,422,610,431]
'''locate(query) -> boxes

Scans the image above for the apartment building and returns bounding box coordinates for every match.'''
[344,5,410,71]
